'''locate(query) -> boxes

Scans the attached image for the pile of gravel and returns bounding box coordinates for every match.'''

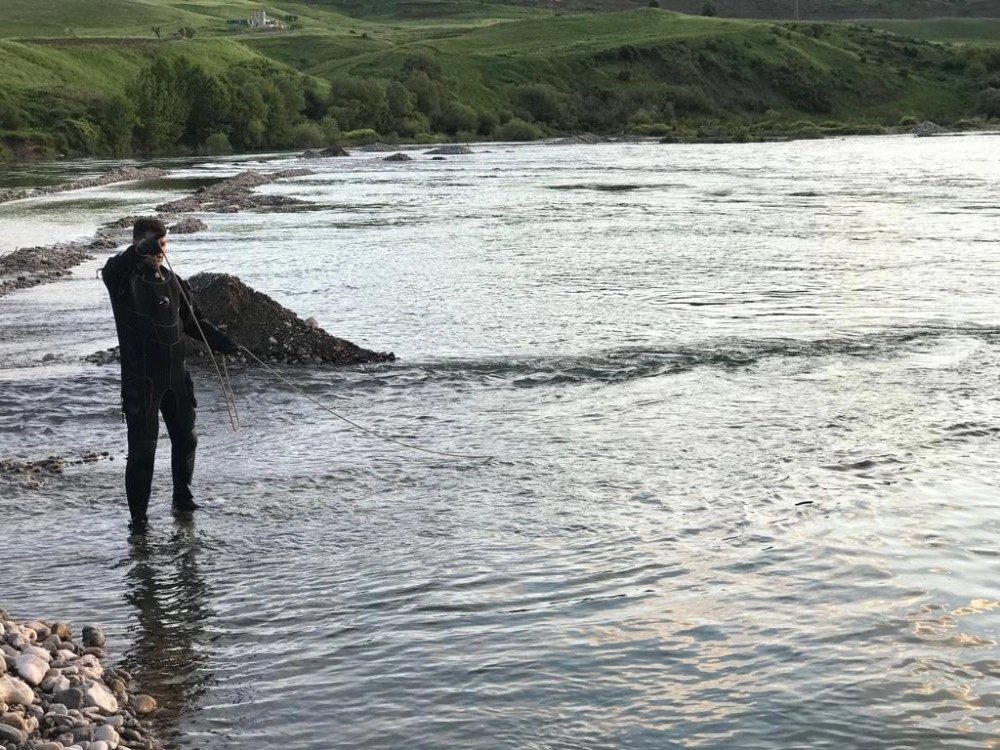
[154,170,314,214]
[186,273,395,366]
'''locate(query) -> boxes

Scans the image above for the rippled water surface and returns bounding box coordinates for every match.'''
[3,137,1000,749]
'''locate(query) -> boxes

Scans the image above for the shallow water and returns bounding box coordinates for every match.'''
[2,136,1000,749]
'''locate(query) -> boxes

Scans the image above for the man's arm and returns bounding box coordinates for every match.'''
[178,277,240,353]
[101,245,141,299]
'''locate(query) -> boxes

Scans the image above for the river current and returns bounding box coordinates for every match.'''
[1,136,999,749]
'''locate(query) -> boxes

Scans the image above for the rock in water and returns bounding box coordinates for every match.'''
[186,273,395,366]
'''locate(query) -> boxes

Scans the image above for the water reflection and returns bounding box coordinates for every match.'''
[120,521,212,748]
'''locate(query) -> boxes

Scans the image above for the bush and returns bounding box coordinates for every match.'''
[629,122,673,136]
[494,118,543,141]
[342,128,381,144]
[898,115,917,127]
[58,118,101,154]
[0,102,23,131]
[205,132,233,154]
[966,61,988,80]
[291,121,325,148]
[977,88,1000,118]
[319,116,341,143]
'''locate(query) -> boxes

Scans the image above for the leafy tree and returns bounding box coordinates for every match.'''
[223,67,268,150]
[327,76,390,133]
[701,2,718,16]
[130,56,188,153]
[93,94,135,155]
[435,100,478,135]
[402,71,444,121]
[176,61,231,148]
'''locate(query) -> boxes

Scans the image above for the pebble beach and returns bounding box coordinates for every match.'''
[0,611,160,750]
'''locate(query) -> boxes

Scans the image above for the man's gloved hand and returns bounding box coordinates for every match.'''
[136,237,161,256]
[218,334,241,355]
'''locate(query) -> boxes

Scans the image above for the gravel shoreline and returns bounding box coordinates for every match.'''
[0,610,161,750]
[0,167,314,299]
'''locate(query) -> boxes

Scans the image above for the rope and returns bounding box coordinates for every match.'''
[240,346,494,461]
[164,256,241,432]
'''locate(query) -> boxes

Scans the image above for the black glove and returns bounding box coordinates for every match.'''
[136,237,161,256]
[219,334,240,355]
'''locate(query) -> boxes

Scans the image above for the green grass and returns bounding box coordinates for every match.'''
[852,18,1000,43]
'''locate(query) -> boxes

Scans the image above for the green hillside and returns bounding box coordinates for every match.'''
[0,0,998,159]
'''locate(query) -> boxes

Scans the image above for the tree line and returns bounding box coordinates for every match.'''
[1,36,998,159]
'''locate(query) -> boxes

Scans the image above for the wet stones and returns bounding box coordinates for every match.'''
[1,453,112,491]
[154,169,314,214]
[383,152,412,162]
[0,244,95,297]
[300,144,349,158]
[167,216,208,234]
[0,611,163,749]
[82,626,106,649]
[15,652,49,685]
[912,120,950,137]
[424,145,474,155]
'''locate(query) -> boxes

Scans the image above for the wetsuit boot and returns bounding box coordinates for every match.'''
[125,436,157,534]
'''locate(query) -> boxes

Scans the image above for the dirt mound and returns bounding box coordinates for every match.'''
[187,272,395,366]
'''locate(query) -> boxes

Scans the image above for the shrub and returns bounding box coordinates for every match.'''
[436,100,479,135]
[966,61,988,79]
[342,128,381,144]
[205,132,233,154]
[291,121,325,148]
[898,115,917,126]
[977,88,1000,118]
[701,2,717,17]
[494,118,543,141]
[630,122,673,136]
[58,118,101,154]
[0,102,23,131]
[320,116,341,143]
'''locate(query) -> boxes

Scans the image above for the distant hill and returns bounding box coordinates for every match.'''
[0,0,998,159]
[313,0,1000,20]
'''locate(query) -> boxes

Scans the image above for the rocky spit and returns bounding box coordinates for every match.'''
[0,453,113,491]
[0,168,315,298]
[0,168,166,208]
[153,169,313,214]
[0,610,162,750]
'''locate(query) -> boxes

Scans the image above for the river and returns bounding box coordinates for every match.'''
[1,135,999,749]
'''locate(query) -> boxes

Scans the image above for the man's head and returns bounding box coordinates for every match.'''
[132,217,168,266]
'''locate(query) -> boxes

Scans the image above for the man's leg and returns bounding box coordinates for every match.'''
[161,378,198,513]
[124,378,160,533]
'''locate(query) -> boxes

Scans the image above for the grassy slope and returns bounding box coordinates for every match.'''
[0,0,993,138]
[857,18,1000,43]
[308,9,976,120]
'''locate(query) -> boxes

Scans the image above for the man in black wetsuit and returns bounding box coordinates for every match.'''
[103,217,238,535]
